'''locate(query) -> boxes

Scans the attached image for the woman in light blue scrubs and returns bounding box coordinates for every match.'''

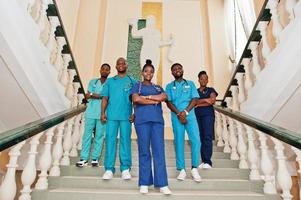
[131,60,171,195]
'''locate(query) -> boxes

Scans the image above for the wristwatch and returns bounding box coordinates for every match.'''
[184,109,189,115]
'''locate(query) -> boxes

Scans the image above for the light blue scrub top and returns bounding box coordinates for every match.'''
[85,78,104,119]
[102,75,136,120]
[165,80,199,120]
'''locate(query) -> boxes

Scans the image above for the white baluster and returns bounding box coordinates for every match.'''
[236,122,248,169]
[228,117,239,160]
[60,54,72,87]
[257,21,271,65]
[66,69,76,100]
[257,131,277,194]
[19,133,44,200]
[235,73,246,103]
[37,0,49,36]
[70,114,82,157]
[286,0,297,20]
[77,115,85,151]
[35,128,55,190]
[0,142,26,200]
[230,86,239,111]
[221,114,231,153]
[71,83,81,107]
[47,17,60,54]
[26,0,36,14]
[49,122,65,176]
[249,42,261,79]
[291,146,301,198]
[242,58,253,92]
[30,0,40,22]
[60,118,75,165]
[55,37,66,78]
[271,138,293,200]
[245,125,260,180]
[267,0,283,43]
[215,112,224,147]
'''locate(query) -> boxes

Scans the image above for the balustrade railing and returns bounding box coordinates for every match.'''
[222,0,301,110]
[214,105,301,200]
[0,105,86,200]
[23,0,86,107]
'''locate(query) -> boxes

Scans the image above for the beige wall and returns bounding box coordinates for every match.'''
[102,0,141,76]
[207,0,231,96]
[56,0,80,47]
[72,0,104,88]
[57,0,231,94]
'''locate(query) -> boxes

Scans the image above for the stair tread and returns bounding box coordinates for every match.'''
[46,188,265,196]
[58,176,253,182]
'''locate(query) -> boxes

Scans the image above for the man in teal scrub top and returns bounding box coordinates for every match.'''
[165,63,202,182]
[101,57,136,180]
[76,63,111,167]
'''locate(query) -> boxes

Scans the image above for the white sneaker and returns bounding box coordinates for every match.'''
[102,170,113,180]
[140,185,148,194]
[160,186,172,195]
[203,163,212,169]
[198,163,204,169]
[191,168,202,182]
[121,169,132,180]
[177,169,186,181]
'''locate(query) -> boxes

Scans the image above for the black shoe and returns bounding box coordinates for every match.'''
[76,159,88,167]
[91,159,99,167]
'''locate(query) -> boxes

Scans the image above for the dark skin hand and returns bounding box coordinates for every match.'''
[195,73,216,107]
[166,64,196,124]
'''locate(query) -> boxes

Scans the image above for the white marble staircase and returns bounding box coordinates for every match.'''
[31,140,281,200]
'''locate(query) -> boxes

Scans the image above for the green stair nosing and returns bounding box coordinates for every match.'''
[54,26,64,37]
[250,30,262,42]
[242,49,252,58]
[46,4,58,17]
[260,9,272,22]
[61,44,71,54]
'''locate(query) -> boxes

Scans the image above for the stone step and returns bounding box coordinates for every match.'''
[96,143,224,153]
[72,151,231,160]
[70,157,239,168]
[60,166,250,180]
[48,176,264,193]
[32,188,280,200]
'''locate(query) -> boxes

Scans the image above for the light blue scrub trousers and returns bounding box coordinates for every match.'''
[80,118,105,161]
[104,120,132,173]
[172,116,201,170]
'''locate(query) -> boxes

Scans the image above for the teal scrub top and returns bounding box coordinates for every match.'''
[102,75,136,120]
[165,80,199,120]
[85,78,104,119]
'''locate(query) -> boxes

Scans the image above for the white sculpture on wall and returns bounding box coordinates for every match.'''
[128,15,175,84]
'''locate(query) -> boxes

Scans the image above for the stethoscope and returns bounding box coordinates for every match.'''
[93,79,100,88]
[172,79,190,90]
[113,75,134,91]
[138,82,162,95]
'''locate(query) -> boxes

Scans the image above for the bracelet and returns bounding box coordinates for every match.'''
[184,109,189,115]
[148,95,152,100]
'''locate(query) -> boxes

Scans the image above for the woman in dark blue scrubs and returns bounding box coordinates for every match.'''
[194,71,218,169]
[131,60,171,195]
